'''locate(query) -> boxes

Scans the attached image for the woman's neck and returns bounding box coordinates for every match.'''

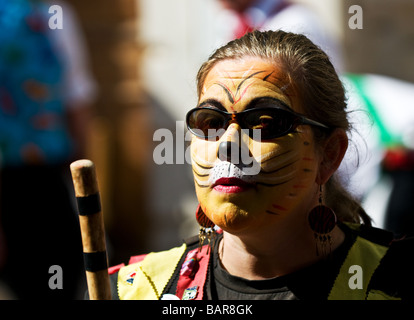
[218,222,345,280]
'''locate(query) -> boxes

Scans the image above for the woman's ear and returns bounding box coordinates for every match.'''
[316,128,348,185]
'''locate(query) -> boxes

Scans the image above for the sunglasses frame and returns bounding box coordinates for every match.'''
[185,106,329,140]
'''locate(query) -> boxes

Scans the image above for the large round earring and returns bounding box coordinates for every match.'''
[195,205,216,252]
[308,185,337,257]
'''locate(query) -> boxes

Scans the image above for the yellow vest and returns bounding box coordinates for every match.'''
[117,244,186,300]
[327,235,398,300]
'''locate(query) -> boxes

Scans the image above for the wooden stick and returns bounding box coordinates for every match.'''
[70,159,111,300]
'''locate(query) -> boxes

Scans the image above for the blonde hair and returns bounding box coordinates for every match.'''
[196,30,371,225]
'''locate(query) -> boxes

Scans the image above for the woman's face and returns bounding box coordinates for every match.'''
[191,57,321,234]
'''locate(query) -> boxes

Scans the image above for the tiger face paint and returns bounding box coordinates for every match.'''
[191,58,321,233]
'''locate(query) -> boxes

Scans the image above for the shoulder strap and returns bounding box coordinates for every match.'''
[175,245,211,300]
[328,235,388,300]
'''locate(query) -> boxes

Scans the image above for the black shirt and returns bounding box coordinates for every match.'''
[206,225,356,300]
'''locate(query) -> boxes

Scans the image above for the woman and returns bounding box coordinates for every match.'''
[109,30,413,300]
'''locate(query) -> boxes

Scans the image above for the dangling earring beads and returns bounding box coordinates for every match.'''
[308,185,337,257]
[195,205,216,253]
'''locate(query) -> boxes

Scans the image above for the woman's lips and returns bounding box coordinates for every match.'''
[212,177,254,193]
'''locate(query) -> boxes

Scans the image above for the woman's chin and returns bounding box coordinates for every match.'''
[207,204,261,233]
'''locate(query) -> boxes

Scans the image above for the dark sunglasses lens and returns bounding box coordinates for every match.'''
[188,109,227,138]
[243,109,295,139]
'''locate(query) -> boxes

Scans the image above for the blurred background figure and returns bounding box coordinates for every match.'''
[341,73,414,237]
[0,0,96,299]
[215,0,343,70]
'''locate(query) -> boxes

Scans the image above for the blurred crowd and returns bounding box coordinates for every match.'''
[0,0,96,299]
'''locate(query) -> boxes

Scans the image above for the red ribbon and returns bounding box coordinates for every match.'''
[175,245,211,300]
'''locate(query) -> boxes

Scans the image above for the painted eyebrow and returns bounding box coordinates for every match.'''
[244,96,293,111]
[215,83,234,104]
[235,70,266,96]
[196,96,293,113]
[212,70,268,105]
[197,99,226,111]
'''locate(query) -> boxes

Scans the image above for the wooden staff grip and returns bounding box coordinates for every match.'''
[70,159,111,300]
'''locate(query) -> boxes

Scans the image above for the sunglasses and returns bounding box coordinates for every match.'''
[186,106,329,140]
